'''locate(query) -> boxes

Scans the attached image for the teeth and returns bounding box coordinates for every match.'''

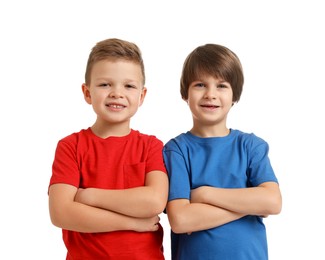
[109,104,124,108]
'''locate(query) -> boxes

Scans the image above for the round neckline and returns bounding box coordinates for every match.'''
[185,129,235,143]
[87,127,136,141]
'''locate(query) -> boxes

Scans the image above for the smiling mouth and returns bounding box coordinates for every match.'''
[106,104,126,109]
[201,105,220,108]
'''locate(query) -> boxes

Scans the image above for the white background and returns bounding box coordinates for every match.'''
[1,0,324,259]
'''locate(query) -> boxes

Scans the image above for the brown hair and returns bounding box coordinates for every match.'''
[180,44,244,103]
[84,38,145,85]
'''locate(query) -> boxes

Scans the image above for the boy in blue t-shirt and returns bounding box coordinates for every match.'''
[163,43,282,260]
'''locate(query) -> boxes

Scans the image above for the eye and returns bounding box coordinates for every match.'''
[194,83,205,88]
[125,84,137,89]
[98,83,109,87]
[217,83,229,88]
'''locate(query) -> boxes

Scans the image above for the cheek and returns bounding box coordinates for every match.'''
[89,93,106,106]
[186,94,198,105]
[223,93,233,103]
[225,100,234,111]
[187,101,198,114]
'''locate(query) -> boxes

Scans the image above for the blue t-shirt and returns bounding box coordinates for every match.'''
[163,129,278,260]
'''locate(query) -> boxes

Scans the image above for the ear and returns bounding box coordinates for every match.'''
[138,87,147,107]
[82,84,92,104]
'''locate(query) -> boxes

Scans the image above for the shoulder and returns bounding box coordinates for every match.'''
[232,129,271,158]
[131,129,164,146]
[232,129,268,146]
[57,128,90,146]
[163,132,189,152]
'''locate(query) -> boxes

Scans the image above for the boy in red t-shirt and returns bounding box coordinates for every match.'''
[48,38,168,259]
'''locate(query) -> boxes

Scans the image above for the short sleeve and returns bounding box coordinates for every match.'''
[247,136,278,187]
[163,141,191,201]
[49,138,80,188]
[145,137,167,174]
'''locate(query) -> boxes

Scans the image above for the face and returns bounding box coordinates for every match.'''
[82,59,146,127]
[186,74,233,129]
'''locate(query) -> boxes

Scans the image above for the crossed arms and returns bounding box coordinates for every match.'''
[167,181,282,234]
[48,170,168,233]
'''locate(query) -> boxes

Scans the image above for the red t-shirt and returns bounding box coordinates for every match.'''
[50,128,167,259]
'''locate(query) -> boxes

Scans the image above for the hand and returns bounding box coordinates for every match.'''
[133,215,161,232]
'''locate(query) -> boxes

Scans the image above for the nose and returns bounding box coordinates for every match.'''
[204,86,217,99]
[108,86,123,98]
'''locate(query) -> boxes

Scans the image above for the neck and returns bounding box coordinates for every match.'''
[190,124,230,138]
[91,120,131,138]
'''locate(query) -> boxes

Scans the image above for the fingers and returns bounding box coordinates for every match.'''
[153,216,160,230]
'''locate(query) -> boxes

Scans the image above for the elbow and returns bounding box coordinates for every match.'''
[49,211,63,228]
[265,194,282,215]
[168,213,189,234]
[271,198,282,215]
[259,183,282,215]
[146,199,167,217]
[49,205,68,229]
[170,224,186,234]
[271,201,282,215]
[144,192,168,217]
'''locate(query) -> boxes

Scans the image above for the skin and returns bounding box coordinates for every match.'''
[167,74,282,234]
[49,59,169,233]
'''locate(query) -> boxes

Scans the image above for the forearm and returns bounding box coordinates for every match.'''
[192,182,282,216]
[49,184,160,233]
[76,187,164,217]
[167,200,244,234]
[75,171,168,218]
[50,201,140,232]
